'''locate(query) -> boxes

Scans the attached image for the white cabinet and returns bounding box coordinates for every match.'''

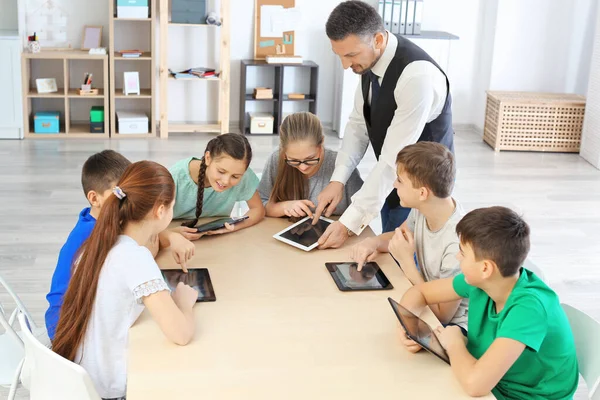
[0,31,23,139]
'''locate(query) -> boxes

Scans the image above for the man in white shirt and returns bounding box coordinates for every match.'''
[315,0,454,249]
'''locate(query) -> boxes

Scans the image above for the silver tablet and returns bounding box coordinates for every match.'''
[273,216,334,251]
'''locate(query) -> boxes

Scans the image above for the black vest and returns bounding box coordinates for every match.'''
[362,34,454,208]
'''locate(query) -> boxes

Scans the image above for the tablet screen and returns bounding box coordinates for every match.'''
[325,262,393,291]
[279,217,331,248]
[388,298,449,364]
[195,216,248,233]
[161,268,216,302]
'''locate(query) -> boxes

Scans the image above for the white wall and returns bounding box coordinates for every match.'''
[0,0,18,30]
[413,0,483,126]
[476,0,598,130]
[471,0,498,131]
[581,3,600,169]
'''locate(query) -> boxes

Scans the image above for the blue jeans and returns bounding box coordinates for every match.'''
[380,202,411,233]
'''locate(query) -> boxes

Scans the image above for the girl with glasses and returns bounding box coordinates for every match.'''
[259,112,363,218]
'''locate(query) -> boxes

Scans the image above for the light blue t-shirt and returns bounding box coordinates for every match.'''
[169,157,260,219]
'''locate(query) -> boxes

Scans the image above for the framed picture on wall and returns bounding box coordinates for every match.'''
[81,25,103,50]
[123,71,140,95]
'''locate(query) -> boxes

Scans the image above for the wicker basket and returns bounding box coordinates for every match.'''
[483,91,586,152]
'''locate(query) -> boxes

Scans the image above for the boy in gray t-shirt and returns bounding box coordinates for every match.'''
[352,142,468,331]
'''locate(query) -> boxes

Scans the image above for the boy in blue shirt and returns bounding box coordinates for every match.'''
[398,206,578,399]
[45,150,131,340]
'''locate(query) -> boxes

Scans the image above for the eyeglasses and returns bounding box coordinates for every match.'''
[285,157,320,167]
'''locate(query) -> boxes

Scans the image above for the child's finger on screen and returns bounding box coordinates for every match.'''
[303,200,316,208]
[300,203,313,218]
[367,252,378,263]
[355,253,366,270]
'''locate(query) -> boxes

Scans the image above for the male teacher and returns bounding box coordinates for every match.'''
[315,0,454,249]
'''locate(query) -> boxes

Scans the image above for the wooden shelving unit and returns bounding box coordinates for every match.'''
[21,51,109,139]
[239,60,319,135]
[158,0,230,138]
[109,0,157,138]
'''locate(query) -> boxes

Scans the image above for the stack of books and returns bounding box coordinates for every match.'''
[169,67,217,79]
[120,50,143,58]
[253,87,273,99]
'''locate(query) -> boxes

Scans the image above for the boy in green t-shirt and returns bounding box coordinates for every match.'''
[398,206,579,399]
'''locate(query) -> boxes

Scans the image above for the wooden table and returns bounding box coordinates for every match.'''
[127,218,492,399]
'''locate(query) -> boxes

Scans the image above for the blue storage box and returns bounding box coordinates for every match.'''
[171,0,206,23]
[117,0,148,6]
[34,111,60,134]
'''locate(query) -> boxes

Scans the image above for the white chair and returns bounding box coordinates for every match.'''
[523,258,547,282]
[17,312,101,400]
[0,274,49,400]
[562,303,600,399]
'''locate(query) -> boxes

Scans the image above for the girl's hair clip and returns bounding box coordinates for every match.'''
[112,186,127,200]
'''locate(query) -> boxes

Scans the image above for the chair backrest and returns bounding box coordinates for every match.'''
[17,313,101,400]
[523,259,547,282]
[0,275,27,387]
[0,275,36,329]
[562,303,600,399]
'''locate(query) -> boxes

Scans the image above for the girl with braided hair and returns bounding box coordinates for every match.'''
[169,133,265,241]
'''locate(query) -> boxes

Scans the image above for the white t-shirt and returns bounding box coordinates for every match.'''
[406,199,469,330]
[76,235,169,399]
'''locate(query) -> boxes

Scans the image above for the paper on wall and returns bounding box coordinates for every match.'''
[261,5,301,38]
[260,5,284,37]
[272,7,300,33]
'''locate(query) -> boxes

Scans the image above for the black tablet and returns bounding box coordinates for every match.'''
[325,262,393,291]
[195,216,249,233]
[388,297,450,365]
[161,268,216,302]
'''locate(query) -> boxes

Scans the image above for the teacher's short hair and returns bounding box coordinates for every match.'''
[395,142,456,199]
[326,1,385,42]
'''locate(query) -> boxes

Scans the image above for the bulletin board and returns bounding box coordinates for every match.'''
[254,0,297,60]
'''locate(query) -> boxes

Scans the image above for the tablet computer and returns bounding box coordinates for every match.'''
[161,268,216,302]
[325,262,393,291]
[387,297,450,365]
[195,216,249,233]
[273,216,333,251]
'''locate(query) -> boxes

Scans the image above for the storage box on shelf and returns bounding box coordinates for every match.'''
[34,111,60,134]
[117,0,149,18]
[171,0,206,24]
[249,112,274,134]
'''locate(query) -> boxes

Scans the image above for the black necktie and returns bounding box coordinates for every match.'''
[369,70,380,107]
